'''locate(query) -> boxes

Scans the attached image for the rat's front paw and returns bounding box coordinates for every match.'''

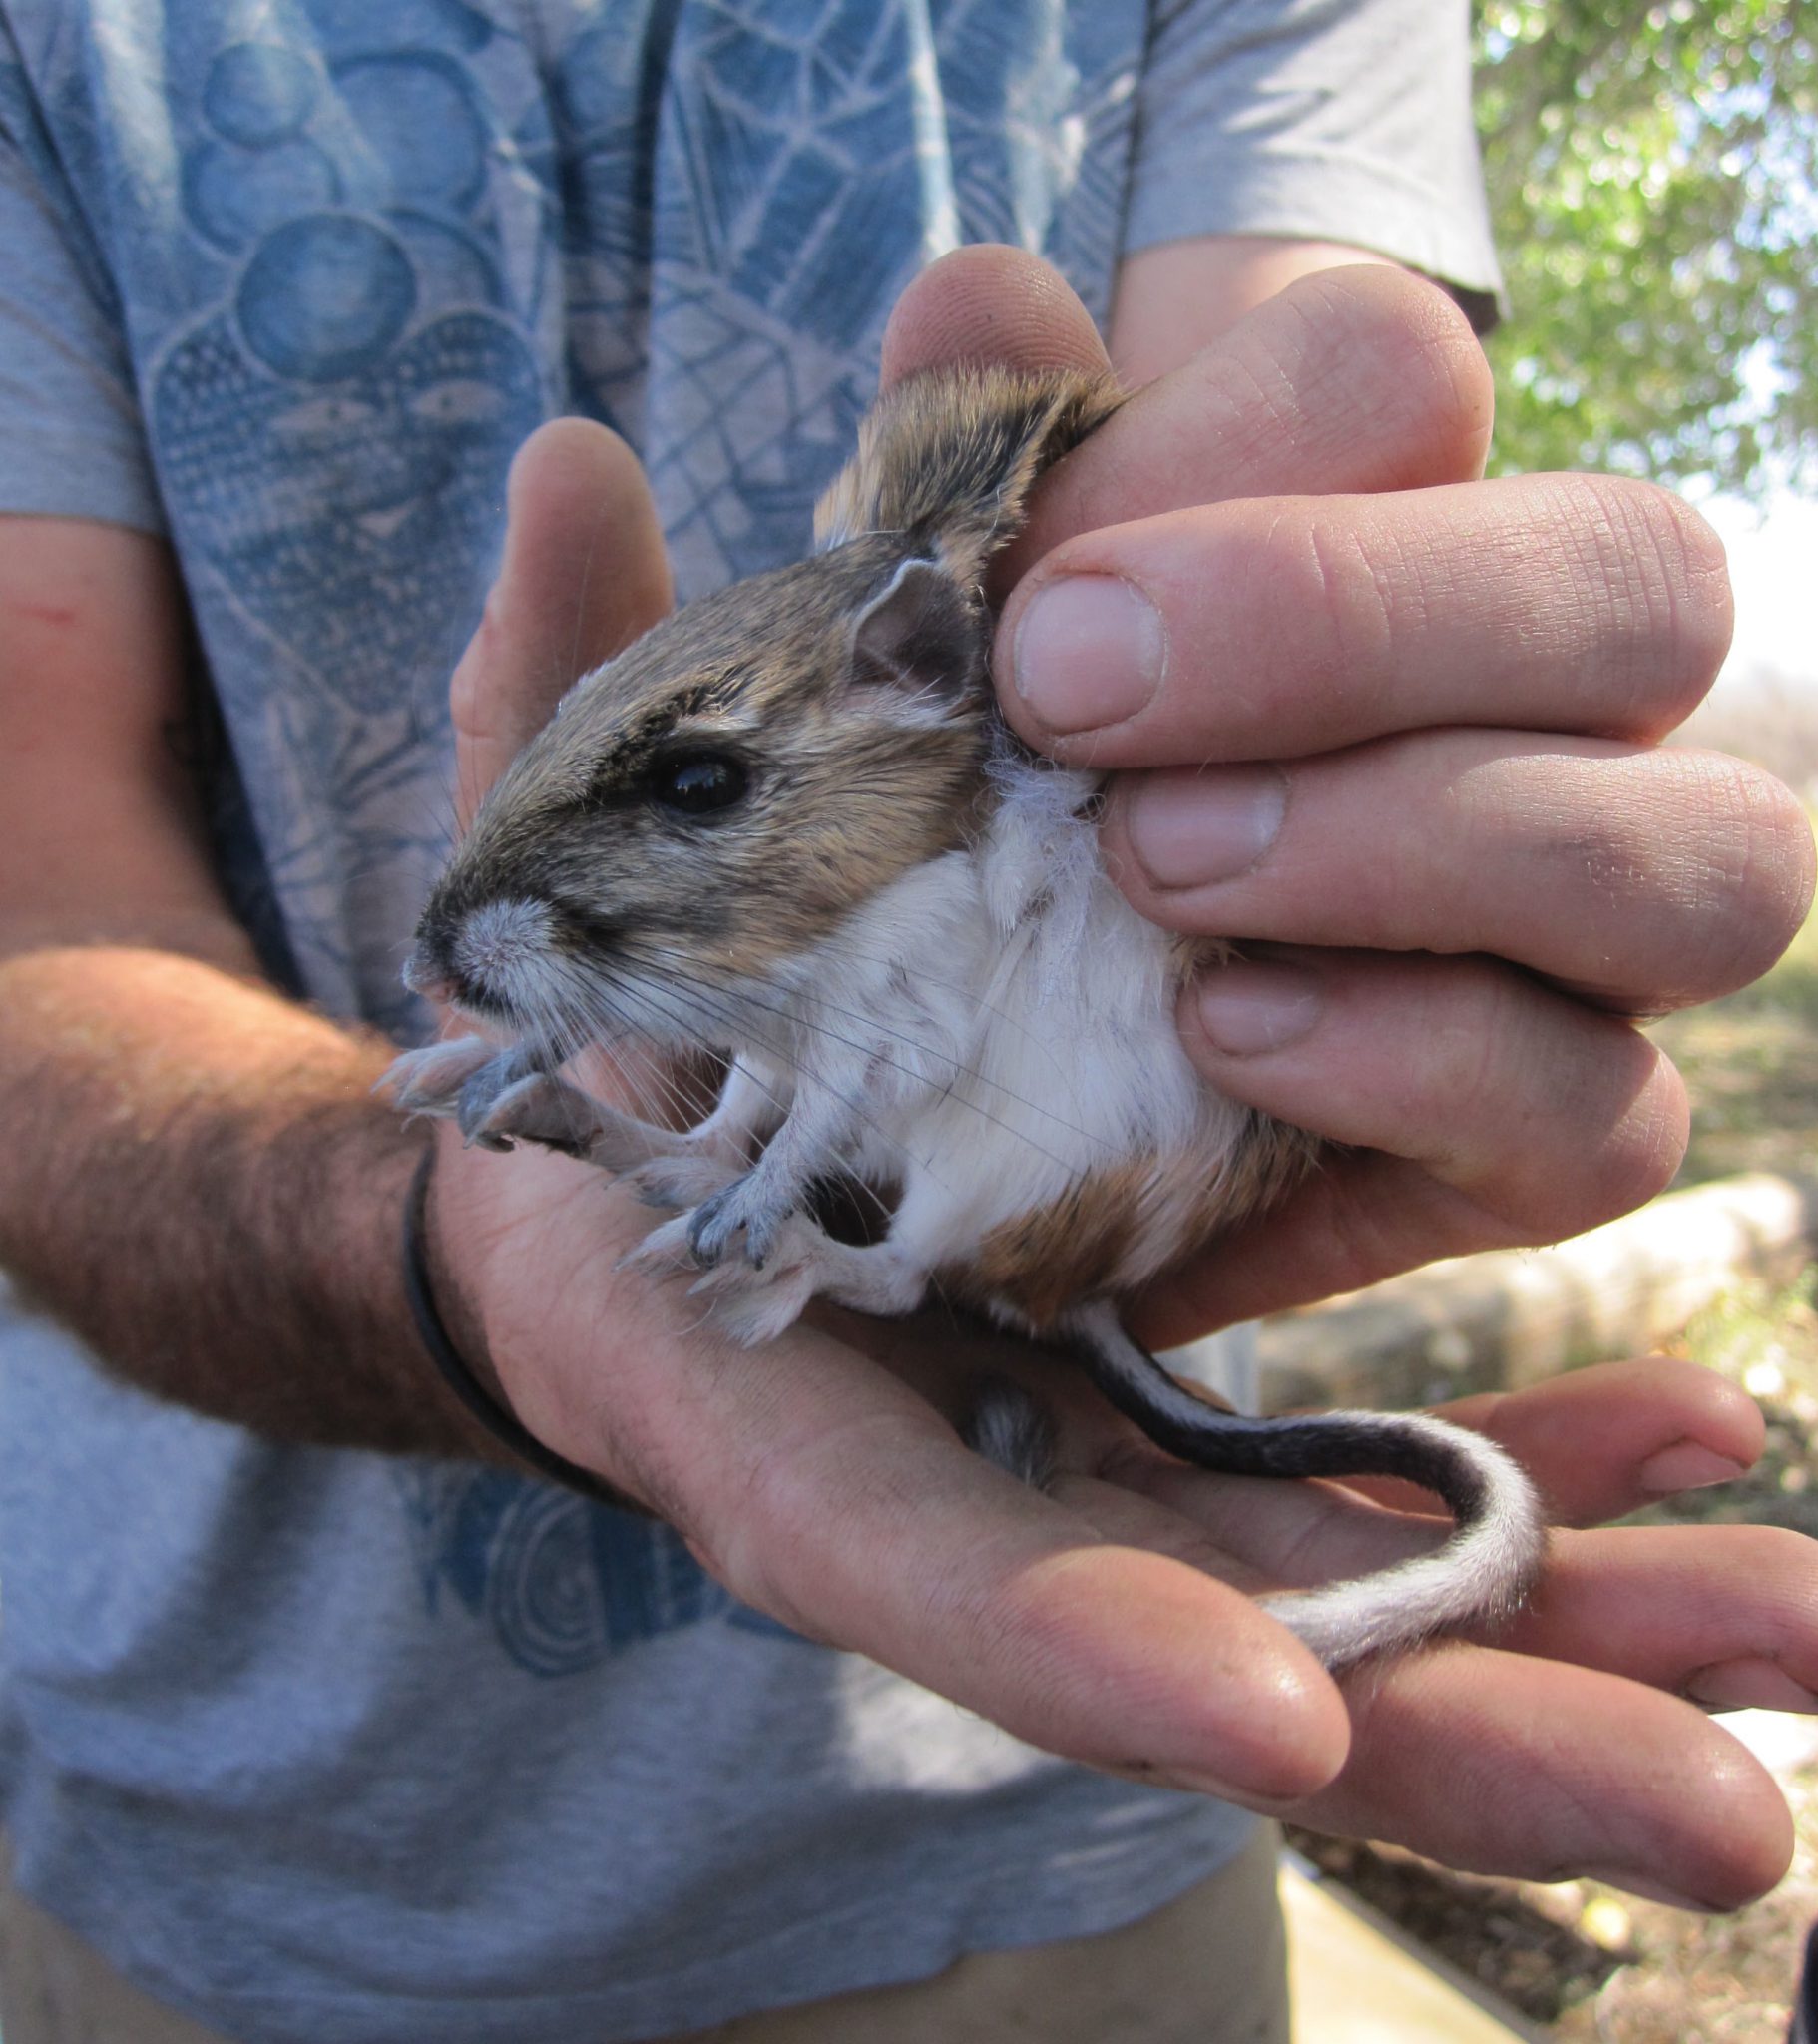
[463,1066,676,1170]
[686,1176,794,1270]
[623,1155,743,1214]
[451,1047,551,1152]
[618,1175,805,1282]
[461,1063,590,1155]
[376,1038,543,1151]
[384,1039,685,1170]
[379,1036,500,1117]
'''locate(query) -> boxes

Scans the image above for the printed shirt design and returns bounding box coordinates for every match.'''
[5,0,1144,1677]
[403,1469,796,1676]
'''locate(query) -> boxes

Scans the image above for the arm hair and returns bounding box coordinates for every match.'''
[0,516,492,1458]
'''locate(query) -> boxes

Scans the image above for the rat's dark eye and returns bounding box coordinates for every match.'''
[649,752,748,818]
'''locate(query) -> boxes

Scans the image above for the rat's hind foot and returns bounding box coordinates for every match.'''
[377,1038,545,1152]
[688,1255,821,1346]
[685,1218,930,1343]
[619,1206,929,1345]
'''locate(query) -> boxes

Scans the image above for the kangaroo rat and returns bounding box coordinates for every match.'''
[385,365,1545,1668]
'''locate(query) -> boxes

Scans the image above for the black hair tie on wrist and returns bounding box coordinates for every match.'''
[403,1144,621,1504]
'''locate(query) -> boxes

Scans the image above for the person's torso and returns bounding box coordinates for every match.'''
[0,9,1254,2039]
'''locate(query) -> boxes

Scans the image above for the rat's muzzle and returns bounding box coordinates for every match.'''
[404,896,557,1020]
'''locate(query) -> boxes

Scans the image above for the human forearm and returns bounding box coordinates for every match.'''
[0,940,483,1455]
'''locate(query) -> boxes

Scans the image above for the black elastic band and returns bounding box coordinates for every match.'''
[403,1145,620,1504]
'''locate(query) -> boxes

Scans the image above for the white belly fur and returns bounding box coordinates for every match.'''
[741,750,1255,1287]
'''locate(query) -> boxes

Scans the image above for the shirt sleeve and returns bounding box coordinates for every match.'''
[1124,0,1503,326]
[0,35,166,533]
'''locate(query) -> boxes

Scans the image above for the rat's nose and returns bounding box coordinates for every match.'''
[401,942,458,1007]
[404,897,556,1019]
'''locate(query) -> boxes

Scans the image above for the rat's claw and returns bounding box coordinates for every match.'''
[685,1258,760,1304]
[685,1189,738,1268]
[742,1205,791,1270]
[378,1036,500,1115]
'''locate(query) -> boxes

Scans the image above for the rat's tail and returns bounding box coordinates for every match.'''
[813,364,1123,590]
[1057,1300,1548,1669]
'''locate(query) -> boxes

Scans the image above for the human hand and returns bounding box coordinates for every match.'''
[439,1085,1807,1907]
[419,270,1814,1909]
[891,248,1817,1339]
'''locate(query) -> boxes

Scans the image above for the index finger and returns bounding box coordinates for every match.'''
[880,253,1491,538]
[1009,265,1491,573]
[996,474,1734,767]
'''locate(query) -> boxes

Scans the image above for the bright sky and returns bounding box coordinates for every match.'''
[1690,489,1818,693]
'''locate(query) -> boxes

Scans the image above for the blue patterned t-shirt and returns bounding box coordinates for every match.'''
[0,4,1497,2039]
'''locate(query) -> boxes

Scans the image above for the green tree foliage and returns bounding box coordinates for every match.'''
[1475,0,1816,494]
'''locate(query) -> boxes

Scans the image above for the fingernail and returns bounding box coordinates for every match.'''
[1126,766,1286,888]
[1575,1867,1719,1912]
[1637,1442,1747,1494]
[1161,1772,1296,1810]
[1014,576,1165,733]
[1195,961,1322,1055]
[1685,1657,1818,1714]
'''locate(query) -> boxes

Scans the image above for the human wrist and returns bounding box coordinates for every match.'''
[409,1134,507,1397]
[411,1132,646,1509]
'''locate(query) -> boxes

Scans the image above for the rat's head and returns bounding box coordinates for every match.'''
[405,538,993,1051]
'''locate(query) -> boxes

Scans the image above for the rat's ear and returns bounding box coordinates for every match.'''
[847,558,985,711]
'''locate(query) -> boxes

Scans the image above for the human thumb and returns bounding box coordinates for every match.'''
[450,417,673,827]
